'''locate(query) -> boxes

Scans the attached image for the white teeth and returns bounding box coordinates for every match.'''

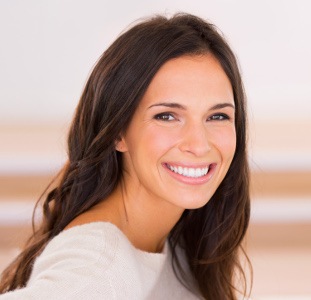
[189,168,195,176]
[168,164,209,178]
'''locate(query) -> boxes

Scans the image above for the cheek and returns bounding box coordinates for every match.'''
[214,127,236,161]
[143,127,177,158]
[126,126,177,162]
[123,127,177,185]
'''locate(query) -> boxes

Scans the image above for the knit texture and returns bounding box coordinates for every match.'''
[0,222,200,299]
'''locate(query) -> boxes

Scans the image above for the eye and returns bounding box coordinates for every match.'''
[207,113,230,121]
[154,112,176,121]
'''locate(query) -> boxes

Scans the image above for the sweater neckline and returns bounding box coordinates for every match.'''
[62,221,169,273]
[63,221,169,257]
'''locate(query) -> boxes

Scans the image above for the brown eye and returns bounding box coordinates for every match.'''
[154,113,175,121]
[208,114,230,121]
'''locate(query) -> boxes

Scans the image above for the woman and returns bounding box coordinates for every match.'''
[0,13,251,299]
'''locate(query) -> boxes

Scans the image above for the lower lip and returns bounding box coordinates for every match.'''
[162,163,216,185]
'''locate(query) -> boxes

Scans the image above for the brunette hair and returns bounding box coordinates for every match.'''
[0,13,251,299]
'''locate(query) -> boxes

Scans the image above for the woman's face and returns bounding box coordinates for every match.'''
[117,54,236,210]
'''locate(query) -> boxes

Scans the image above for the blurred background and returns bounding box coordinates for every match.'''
[0,1,310,299]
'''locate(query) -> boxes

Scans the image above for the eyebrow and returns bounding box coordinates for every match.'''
[148,102,186,110]
[209,103,235,110]
[148,102,235,110]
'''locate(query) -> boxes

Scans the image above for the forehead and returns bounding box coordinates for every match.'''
[139,54,234,108]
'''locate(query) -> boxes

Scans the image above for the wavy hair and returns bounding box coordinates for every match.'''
[0,13,251,299]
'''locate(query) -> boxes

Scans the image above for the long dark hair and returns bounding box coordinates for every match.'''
[0,13,251,299]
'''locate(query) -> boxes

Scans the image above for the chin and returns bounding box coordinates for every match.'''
[176,195,212,210]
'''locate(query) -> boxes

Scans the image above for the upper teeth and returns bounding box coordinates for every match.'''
[168,165,209,178]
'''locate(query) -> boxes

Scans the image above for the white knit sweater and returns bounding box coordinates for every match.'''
[0,222,200,299]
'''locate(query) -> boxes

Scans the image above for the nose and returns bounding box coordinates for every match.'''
[178,121,212,156]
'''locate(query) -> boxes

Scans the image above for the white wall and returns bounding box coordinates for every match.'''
[1,0,310,125]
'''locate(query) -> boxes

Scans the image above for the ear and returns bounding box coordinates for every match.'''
[115,136,128,153]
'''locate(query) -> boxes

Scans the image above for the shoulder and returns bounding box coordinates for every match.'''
[22,222,143,299]
[0,222,139,300]
[42,222,120,255]
[29,222,137,278]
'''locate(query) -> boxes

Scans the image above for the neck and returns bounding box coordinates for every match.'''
[107,180,184,253]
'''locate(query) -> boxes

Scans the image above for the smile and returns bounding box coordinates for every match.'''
[166,163,209,178]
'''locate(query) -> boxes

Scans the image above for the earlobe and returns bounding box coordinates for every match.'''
[115,137,128,152]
